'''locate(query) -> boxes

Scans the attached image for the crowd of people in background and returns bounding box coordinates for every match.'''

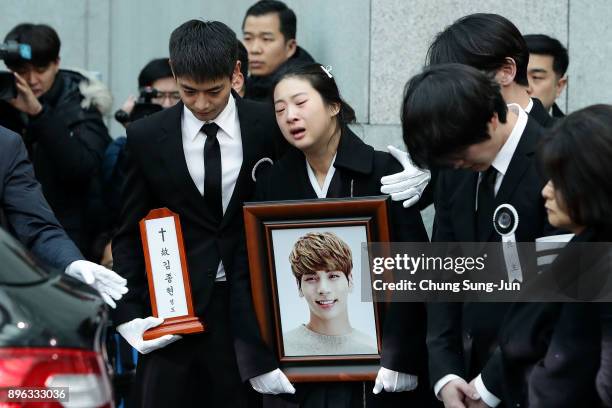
[0,1,610,407]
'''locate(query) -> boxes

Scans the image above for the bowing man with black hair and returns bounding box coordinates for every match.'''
[112,20,293,407]
[401,63,554,408]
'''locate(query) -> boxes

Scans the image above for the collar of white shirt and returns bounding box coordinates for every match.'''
[490,103,528,178]
[524,97,534,113]
[306,154,338,198]
[182,93,238,141]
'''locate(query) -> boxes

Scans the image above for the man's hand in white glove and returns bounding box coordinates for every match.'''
[249,368,296,395]
[380,145,431,208]
[116,316,182,355]
[65,260,128,308]
[372,367,418,394]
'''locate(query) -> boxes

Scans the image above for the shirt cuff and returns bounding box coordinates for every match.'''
[474,374,501,407]
[434,374,463,400]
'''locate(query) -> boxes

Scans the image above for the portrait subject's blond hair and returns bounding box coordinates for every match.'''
[288,232,353,287]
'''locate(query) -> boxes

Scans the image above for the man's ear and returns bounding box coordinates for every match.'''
[497,57,517,86]
[488,112,500,134]
[556,75,568,97]
[285,38,297,59]
[231,60,245,96]
[348,272,354,293]
[232,71,245,97]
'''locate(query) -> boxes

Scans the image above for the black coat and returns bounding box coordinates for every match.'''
[427,116,555,398]
[499,226,612,407]
[245,46,315,102]
[255,127,435,407]
[0,125,82,270]
[0,70,111,254]
[112,95,286,381]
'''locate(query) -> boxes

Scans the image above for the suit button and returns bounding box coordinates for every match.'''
[207,268,214,278]
[465,331,472,340]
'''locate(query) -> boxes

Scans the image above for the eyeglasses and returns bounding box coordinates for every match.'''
[153,90,181,102]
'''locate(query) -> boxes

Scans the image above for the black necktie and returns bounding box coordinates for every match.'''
[476,166,498,240]
[201,123,222,221]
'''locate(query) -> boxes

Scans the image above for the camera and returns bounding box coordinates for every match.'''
[0,41,32,101]
[114,86,163,125]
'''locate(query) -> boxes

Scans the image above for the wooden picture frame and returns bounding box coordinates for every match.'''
[243,197,391,382]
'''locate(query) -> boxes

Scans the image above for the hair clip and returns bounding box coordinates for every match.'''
[320,65,333,78]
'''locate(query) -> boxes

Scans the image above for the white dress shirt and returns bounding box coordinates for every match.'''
[474,103,528,210]
[181,93,243,281]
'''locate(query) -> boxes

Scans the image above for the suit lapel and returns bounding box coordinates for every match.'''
[480,118,541,241]
[453,172,478,242]
[220,95,264,228]
[158,102,219,228]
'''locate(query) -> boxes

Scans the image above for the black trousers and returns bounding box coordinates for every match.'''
[129,283,252,408]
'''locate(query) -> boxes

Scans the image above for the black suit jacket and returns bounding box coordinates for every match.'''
[529,98,556,129]
[428,117,555,396]
[551,102,565,118]
[112,95,285,380]
[499,227,612,407]
[0,126,82,270]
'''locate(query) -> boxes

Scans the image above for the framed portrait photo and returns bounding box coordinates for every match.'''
[243,196,391,382]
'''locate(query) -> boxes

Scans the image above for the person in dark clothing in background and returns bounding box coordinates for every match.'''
[524,34,569,118]
[242,0,314,101]
[499,104,612,407]
[1,23,112,256]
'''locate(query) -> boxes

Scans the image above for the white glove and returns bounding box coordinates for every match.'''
[249,368,296,395]
[372,367,418,394]
[380,145,431,208]
[65,260,128,308]
[116,316,182,355]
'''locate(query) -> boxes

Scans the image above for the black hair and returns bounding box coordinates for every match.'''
[243,0,297,40]
[401,63,507,169]
[4,23,60,69]
[169,20,238,82]
[539,104,612,228]
[427,13,530,87]
[138,58,173,88]
[274,63,356,127]
[236,39,249,78]
[524,34,569,77]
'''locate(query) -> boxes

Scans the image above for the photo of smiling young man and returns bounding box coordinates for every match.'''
[279,230,378,357]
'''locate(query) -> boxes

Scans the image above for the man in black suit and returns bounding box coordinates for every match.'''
[524,34,569,118]
[401,64,553,408]
[112,20,296,407]
[427,13,556,129]
[0,125,127,307]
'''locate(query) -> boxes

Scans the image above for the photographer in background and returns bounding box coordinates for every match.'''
[114,58,179,127]
[0,23,112,257]
[105,58,179,232]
